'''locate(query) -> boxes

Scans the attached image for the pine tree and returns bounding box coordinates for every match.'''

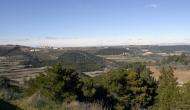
[178,81,190,109]
[157,66,178,110]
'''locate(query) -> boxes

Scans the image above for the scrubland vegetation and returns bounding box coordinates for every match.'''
[161,53,190,68]
[1,62,190,110]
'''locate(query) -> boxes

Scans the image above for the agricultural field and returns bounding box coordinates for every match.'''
[149,66,190,84]
[98,55,154,63]
[0,56,45,84]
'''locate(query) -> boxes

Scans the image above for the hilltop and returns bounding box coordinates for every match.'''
[56,50,116,72]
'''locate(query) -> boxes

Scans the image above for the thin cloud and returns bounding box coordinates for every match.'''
[185,38,190,41]
[147,4,158,8]
[45,36,57,39]
[16,38,30,41]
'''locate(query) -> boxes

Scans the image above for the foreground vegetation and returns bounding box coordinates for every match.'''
[1,62,190,110]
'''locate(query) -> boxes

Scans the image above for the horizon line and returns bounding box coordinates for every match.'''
[1,43,190,48]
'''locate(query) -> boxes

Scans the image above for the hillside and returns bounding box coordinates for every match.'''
[56,51,112,72]
[0,45,43,67]
[0,45,25,56]
[95,47,129,55]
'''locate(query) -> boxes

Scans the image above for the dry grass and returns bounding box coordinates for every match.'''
[64,101,110,110]
[149,66,190,84]
[13,94,110,110]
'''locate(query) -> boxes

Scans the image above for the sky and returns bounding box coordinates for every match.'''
[0,0,190,47]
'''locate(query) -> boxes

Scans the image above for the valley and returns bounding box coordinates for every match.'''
[1,45,190,84]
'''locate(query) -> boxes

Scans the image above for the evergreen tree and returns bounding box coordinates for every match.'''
[25,64,83,103]
[96,63,157,110]
[157,66,178,110]
[178,81,190,109]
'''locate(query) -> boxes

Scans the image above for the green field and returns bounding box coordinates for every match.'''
[98,55,154,63]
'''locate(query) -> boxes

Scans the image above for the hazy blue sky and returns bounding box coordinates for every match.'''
[0,0,190,47]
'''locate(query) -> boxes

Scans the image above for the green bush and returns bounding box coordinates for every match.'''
[25,64,83,103]
[94,63,157,109]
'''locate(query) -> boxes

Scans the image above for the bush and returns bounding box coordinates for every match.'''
[25,64,83,103]
[94,63,157,109]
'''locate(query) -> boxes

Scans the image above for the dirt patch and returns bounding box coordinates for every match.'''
[149,66,190,84]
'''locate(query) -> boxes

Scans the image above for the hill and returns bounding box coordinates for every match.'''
[0,45,44,67]
[95,47,129,55]
[56,51,113,72]
[0,46,26,56]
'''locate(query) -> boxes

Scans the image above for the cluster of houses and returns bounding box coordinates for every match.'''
[142,49,184,56]
[30,46,64,52]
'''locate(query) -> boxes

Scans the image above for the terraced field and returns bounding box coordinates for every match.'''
[0,57,45,84]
